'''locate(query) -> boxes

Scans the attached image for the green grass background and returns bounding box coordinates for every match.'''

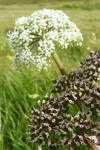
[0,0,100,149]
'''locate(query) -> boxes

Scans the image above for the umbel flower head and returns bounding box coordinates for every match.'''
[26,51,100,150]
[7,9,83,71]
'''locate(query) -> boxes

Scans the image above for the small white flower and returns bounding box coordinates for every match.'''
[37,100,41,104]
[7,9,83,71]
[52,119,56,123]
[42,100,46,104]
[98,67,100,72]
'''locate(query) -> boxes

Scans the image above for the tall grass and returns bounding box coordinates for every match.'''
[0,0,100,149]
[0,68,54,149]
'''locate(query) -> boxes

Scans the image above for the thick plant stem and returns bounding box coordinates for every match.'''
[52,50,66,75]
[86,138,99,150]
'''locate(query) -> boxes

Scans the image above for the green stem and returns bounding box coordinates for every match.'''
[52,50,66,75]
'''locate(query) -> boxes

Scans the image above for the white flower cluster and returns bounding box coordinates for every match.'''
[7,9,83,71]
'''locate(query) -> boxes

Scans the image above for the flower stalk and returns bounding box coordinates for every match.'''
[52,50,66,75]
[86,138,99,150]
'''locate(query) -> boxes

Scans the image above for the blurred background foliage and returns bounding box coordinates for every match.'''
[0,0,100,149]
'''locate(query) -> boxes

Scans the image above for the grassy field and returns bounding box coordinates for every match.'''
[0,0,100,149]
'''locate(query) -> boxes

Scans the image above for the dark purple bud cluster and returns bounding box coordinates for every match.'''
[80,51,100,82]
[26,51,100,149]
